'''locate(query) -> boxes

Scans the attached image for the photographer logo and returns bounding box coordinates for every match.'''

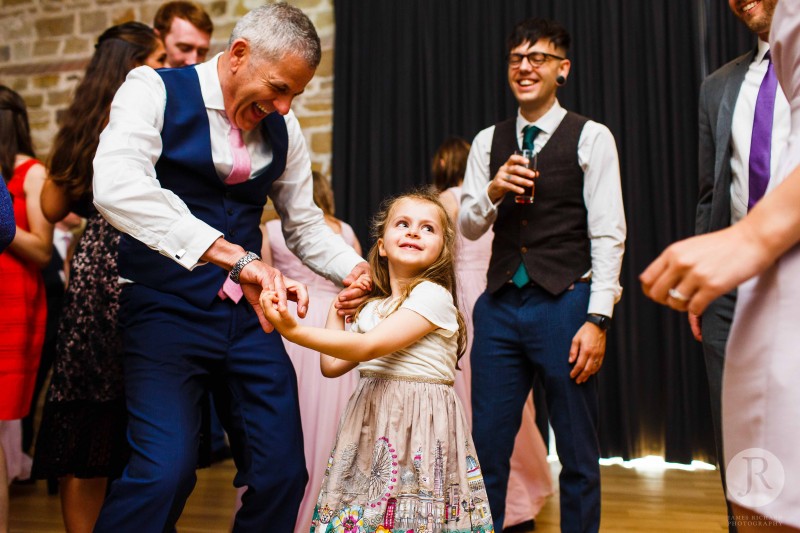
[727,448,785,508]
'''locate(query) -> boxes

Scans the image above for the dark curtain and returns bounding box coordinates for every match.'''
[333,1,752,463]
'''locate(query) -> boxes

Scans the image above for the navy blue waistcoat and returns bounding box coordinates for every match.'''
[117,67,288,309]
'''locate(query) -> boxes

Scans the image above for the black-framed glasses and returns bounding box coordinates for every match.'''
[507,51,565,68]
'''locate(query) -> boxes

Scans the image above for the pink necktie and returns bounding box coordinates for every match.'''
[226,126,251,185]
[218,124,249,302]
[217,276,243,303]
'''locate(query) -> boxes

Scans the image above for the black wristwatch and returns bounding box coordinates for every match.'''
[586,313,611,332]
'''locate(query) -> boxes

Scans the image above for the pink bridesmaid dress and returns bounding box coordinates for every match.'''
[265,218,361,533]
[447,187,553,527]
[722,1,800,527]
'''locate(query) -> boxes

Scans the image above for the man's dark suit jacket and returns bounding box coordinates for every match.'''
[694,49,756,533]
[696,48,755,235]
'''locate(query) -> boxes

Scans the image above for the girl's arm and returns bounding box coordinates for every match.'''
[261,290,437,366]
[320,299,358,378]
[8,163,53,268]
[40,178,72,224]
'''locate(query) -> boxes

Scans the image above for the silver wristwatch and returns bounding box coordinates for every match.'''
[229,251,260,284]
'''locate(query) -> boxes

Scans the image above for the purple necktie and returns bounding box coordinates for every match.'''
[748,50,778,210]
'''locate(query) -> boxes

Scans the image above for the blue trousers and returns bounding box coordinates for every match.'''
[94,284,306,533]
[471,283,600,533]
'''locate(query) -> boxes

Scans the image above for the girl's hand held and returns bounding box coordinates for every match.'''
[259,290,298,334]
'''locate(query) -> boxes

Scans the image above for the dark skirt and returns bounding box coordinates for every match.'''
[32,212,128,478]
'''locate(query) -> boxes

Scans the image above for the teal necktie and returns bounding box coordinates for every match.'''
[511,125,541,288]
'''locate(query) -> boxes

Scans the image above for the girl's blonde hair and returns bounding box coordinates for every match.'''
[356,188,467,364]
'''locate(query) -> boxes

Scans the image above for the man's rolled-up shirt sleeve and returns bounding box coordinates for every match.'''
[92,66,222,271]
[270,112,364,285]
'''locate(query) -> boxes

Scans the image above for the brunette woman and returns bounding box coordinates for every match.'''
[33,22,165,533]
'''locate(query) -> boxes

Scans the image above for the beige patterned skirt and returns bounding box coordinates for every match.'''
[308,372,495,533]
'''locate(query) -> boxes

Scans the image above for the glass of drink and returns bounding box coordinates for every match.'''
[514,149,536,204]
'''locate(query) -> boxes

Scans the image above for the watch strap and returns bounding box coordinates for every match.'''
[229,251,260,284]
[586,313,611,331]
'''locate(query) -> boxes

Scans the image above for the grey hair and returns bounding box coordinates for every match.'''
[229,3,321,69]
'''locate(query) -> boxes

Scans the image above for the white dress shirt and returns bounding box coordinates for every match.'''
[93,53,363,284]
[459,100,626,317]
[729,39,791,224]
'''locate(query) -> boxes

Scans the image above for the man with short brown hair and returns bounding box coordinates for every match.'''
[154,1,213,67]
[460,17,625,533]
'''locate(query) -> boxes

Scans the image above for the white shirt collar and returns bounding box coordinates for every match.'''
[756,38,771,63]
[196,52,226,112]
[516,99,567,137]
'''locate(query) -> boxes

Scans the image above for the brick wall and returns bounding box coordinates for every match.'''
[0,0,335,177]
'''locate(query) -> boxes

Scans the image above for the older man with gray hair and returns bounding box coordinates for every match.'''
[91,4,370,531]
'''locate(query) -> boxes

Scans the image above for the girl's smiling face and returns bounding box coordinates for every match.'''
[378,198,445,279]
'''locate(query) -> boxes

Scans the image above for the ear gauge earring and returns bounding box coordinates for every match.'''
[556,75,566,86]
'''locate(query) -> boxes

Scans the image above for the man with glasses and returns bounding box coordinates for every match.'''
[460,17,625,533]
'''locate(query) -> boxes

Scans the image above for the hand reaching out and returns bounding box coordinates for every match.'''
[640,224,769,315]
[259,290,298,335]
[239,260,309,333]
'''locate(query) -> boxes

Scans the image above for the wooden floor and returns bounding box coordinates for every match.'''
[8,460,729,532]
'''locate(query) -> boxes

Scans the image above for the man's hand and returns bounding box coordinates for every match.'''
[688,312,703,342]
[569,322,607,384]
[201,239,309,332]
[239,260,309,333]
[335,261,372,316]
[487,152,538,204]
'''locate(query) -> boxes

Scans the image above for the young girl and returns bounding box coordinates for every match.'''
[260,189,495,533]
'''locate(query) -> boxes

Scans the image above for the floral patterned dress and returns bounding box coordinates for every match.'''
[309,281,494,533]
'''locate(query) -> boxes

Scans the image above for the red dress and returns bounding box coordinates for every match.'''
[0,158,47,420]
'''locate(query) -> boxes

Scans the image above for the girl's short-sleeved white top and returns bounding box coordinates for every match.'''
[354,281,459,382]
